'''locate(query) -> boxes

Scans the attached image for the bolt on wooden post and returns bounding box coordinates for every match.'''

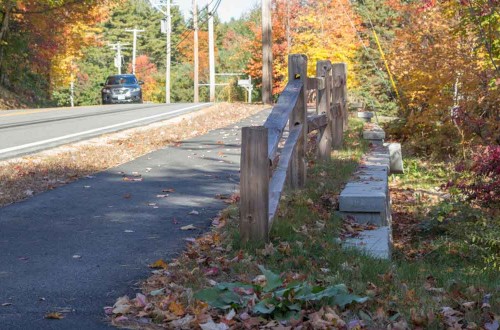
[287,54,308,189]
[240,126,269,243]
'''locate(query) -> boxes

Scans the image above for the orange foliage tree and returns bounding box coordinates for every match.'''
[245,0,301,95]
[129,55,159,103]
[245,0,361,96]
[178,29,212,86]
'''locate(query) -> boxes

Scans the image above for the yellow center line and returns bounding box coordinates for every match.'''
[0,108,73,118]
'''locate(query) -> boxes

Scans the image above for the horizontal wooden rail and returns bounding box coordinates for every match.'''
[268,124,302,223]
[263,80,303,161]
[307,114,328,133]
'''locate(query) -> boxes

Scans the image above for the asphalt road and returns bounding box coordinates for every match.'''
[0,103,210,160]
[0,109,270,329]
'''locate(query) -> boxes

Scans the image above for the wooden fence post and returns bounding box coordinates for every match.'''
[316,60,333,160]
[332,103,343,150]
[332,63,348,132]
[287,54,308,188]
[240,126,269,243]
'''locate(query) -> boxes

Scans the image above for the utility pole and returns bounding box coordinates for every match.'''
[262,0,273,104]
[286,0,291,54]
[193,0,199,103]
[110,42,129,75]
[166,0,171,103]
[70,79,74,107]
[125,27,145,75]
[148,0,172,104]
[208,12,215,102]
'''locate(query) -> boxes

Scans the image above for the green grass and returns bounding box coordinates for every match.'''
[394,157,450,189]
[218,119,499,327]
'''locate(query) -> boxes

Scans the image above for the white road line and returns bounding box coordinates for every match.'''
[0,103,209,156]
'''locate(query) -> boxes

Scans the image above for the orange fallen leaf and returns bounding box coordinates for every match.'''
[149,259,168,269]
[169,301,185,316]
[45,312,64,319]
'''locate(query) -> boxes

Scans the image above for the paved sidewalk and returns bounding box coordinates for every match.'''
[0,109,270,330]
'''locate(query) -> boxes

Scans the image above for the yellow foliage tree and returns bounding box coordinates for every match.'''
[291,0,360,86]
[388,1,499,156]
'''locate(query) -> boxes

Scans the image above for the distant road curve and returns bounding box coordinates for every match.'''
[0,103,210,160]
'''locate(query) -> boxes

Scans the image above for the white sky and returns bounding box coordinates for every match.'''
[176,0,259,22]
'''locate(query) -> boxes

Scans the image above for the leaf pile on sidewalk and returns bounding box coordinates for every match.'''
[106,205,369,329]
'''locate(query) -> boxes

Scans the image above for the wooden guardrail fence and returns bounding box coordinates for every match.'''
[240,54,348,243]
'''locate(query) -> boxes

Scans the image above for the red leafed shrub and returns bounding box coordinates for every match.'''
[451,145,500,206]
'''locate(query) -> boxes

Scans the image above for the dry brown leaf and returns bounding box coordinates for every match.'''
[122,177,143,182]
[45,312,64,320]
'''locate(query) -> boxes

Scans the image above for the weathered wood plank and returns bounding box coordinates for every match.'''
[307,114,328,133]
[264,80,302,161]
[316,60,333,159]
[332,103,343,150]
[332,63,348,131]
[288,54,308,188]
[307,77,317,91]
[307,77,325,91]
[316,61,332,114]
[240,126,269,243]
[268,124,302,224]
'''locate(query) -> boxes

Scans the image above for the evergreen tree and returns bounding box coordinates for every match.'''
[351,0,402,116]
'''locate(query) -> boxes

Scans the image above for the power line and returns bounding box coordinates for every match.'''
[169,0,222,55]
[335,0,402,113]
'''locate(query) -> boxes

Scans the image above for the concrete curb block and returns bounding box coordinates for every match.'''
[338,124,395,259]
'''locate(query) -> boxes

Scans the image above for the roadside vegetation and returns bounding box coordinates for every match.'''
[107,120,499,329]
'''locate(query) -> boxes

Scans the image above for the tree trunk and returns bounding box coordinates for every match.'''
[0,3,14,81]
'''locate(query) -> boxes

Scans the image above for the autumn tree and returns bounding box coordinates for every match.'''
[0,0,117,101]
[387,0,499,157]
[244,0,361,97]
[129,55,159,102]
[245,0,302,95]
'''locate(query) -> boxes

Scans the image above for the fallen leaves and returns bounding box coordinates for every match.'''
[103,142,498,330]
[339,216,378,240]
[44,312,64,320]
[168,301,186,316]
[112,296,131,315]
[149,259,168,270]
[122,176,143,182]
